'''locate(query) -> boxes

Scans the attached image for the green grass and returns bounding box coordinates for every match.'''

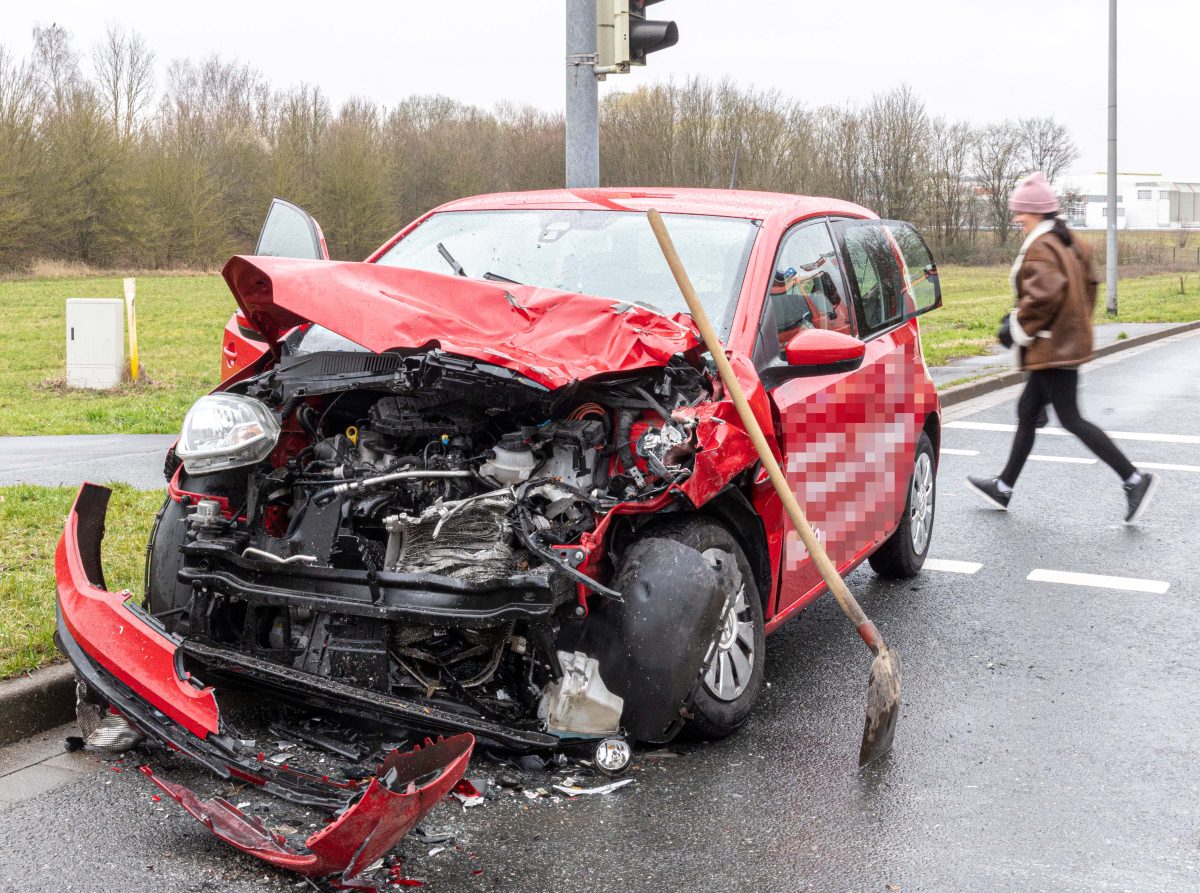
[921,266,1200,367]
[0,273,232,435]
[0,484,165,679]
[0,266,1197,436]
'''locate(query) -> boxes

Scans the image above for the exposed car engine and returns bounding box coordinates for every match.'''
[154,330,713,746]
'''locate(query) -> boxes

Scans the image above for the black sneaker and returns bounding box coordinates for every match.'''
[1123,472,1159,524]
[966,475,1011,510]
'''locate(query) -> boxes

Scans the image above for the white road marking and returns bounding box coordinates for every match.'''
[946,420,1200,445]
[923,558,983,574]
[942,450,1200,473]
[1027,568,1170,594]
[1136,461,1200,473]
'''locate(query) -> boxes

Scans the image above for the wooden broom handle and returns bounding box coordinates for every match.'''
[646,209,885,654]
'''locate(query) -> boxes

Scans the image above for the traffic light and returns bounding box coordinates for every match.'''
[596,0,679,75]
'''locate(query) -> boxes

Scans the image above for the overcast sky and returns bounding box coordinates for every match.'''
[6,1,1198,182]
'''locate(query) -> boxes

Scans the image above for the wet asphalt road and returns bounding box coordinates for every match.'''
[1,330,1197,893]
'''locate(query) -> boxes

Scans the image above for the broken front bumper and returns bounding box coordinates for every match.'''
[55,484,477,886]
[58,483,560,751]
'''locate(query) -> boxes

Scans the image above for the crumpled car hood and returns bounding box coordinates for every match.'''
[223,256,702,389]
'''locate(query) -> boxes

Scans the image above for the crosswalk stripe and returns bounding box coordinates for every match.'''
[1026,568,1170,594]
[940,448,979,456]
[1136,461,1200,473]
[924,558,983,574]
[947,420,1200,445]
[1028,455,1097,465]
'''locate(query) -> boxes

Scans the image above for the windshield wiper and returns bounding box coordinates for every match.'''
[436,242,466,277]
[482,271,522,285]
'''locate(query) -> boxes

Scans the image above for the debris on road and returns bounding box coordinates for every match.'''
[551,777,634,797]
[143,734,473,891]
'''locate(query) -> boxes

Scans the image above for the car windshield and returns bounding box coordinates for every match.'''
[375,209,759,333]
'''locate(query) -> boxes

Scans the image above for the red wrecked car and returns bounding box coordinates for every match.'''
[56,188,941,885]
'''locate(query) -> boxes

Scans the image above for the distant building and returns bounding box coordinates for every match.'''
[1061,173,1200,230]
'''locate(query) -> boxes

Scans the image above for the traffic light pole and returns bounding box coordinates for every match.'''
[565,0,600,188]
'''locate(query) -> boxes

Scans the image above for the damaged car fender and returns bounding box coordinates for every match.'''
[563,533,733,743]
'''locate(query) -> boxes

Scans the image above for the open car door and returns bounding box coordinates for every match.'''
[221,199,329,379]
[255,197,329,260]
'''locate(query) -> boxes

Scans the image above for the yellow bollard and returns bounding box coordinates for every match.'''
[123,277,139,382]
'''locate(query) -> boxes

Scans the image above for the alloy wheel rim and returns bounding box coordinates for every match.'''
[909,452,934,554]
[702,584,755,702]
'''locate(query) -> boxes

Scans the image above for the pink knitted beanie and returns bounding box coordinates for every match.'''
[1008,172,1060,213]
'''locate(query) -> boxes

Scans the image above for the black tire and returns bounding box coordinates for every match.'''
[145,495,194,634]
[868,431,936,579]
[648,518,766,739]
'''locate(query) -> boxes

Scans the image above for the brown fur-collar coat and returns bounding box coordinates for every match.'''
[1009,233,1098,370]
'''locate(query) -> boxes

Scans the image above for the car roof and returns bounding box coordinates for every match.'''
[430,187,874,227]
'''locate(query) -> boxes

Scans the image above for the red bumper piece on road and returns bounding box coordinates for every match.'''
[144,734,475,889]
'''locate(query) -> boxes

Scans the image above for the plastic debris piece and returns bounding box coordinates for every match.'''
[411,827,455,844]
[428,847,445,857]
[517,754,547,771]
[551,778,634,797]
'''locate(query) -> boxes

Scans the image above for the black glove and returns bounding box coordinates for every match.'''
[997,314,1014,349]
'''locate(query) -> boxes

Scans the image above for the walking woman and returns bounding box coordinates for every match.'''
[966,172,1159,523]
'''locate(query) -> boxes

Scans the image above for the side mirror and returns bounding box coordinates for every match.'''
[760,329,865,387]
[785,328,865,372]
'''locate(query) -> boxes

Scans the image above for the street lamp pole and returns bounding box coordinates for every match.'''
[1105,0,1118,316]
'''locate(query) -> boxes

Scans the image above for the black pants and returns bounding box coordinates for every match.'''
[999,367,1136,486]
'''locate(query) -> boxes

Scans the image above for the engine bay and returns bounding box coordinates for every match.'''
[154,333,716,746]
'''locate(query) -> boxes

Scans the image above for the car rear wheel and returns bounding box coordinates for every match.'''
[649,518,766,739]
[868,431,936,579]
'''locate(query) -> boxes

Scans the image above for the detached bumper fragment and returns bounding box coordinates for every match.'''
[144,734,474,890]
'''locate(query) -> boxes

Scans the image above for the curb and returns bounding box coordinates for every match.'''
[0,662,75,748]
[938,319,1200,407]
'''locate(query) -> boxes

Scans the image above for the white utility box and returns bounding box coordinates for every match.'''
[66,298,125,389]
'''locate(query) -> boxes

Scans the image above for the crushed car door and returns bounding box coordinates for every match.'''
[254,197,329,260]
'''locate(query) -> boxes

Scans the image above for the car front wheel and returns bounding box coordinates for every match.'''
[868,430,936,579]
[651,519,766,739]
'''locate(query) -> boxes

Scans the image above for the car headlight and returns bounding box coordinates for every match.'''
[175,394,280,475]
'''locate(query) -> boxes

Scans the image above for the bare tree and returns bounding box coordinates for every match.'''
[925,118,977,256]
[861,84,929,221]
[0,46,43,266]
[31,23,79,112]
[1018,116,1079,186]
[92,24,155,144]
[973,121,1025,246]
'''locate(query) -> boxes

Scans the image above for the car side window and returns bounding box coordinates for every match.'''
[763,220,854,356]
[836,221,907,339]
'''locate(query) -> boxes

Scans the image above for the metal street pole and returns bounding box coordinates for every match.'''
[1106,0,1118,316]
[565,0,599,188]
